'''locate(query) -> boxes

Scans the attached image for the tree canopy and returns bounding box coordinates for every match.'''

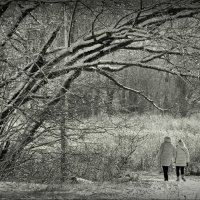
[1,0,200,176]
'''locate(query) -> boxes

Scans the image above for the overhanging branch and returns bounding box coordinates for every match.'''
[94,69,166,112]
[47,58,200,80]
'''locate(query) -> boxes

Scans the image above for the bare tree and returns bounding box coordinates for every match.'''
[1,0,200,176]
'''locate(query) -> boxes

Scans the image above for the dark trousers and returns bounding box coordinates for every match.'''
[162,166,168,181]
[176,166,184,177]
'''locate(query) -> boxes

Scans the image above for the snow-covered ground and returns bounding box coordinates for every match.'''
[142,172,200,199]
[0,173,200,199]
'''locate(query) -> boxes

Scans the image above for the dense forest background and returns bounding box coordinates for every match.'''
[1,0,200,183]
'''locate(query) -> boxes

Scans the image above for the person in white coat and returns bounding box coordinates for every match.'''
[158,136,176,181]
[175,139,190,181]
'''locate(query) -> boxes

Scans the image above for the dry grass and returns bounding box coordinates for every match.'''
[0,173,200,200]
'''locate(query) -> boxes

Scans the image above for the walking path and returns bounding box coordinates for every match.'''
[142,172,200,199]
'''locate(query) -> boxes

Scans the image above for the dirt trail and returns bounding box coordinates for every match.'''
[142,172,200,199]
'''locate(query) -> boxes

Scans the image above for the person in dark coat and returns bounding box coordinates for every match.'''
[158,136,176,181]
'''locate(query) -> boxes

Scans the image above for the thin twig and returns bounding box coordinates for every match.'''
[97,69,166,112]
[67,0,79,47]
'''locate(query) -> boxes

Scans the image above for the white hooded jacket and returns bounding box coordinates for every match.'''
[175,141,190,167]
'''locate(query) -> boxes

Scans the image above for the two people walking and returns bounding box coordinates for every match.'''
[158,136,190,181]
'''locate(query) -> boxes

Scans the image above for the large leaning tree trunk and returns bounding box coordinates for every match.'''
[1,0,200,177]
